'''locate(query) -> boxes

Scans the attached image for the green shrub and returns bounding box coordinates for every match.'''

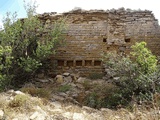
[58,85,72,92]
[84,92,98,108]
[131,42,157,74]
[0,1,66,89]
[21,87,52,99]
[0,45,13,90]
[88,72,104,80]
[83,83,118,109]
[103,42,159,107]
[82,80,92,90]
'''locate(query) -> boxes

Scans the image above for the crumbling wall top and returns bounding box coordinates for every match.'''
[37,7,155,19]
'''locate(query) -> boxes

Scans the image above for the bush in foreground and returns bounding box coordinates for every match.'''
[103,42,160,107]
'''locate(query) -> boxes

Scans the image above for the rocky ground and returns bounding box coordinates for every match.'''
[0,72,160,120]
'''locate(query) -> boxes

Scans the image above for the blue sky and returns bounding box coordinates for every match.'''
[0,0,26,18]
[0,0,26,28]
[0,0,160,27]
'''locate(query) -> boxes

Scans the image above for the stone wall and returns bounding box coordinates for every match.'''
[38,8,160,76]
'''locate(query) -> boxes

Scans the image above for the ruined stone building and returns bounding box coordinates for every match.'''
[38,8,160,76]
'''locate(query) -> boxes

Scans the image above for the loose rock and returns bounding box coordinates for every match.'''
[0,110,4,119]
[55,75,64,84]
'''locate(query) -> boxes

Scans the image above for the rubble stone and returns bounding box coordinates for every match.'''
[63,72,70,77]
[55,75,64,84]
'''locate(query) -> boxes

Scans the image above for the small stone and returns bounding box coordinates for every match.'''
[12,118,18,120]
[9,96,14,100]
[119,46,126,52]
[73,113,85,120]
[64,76,72,83]
[6,89,14,94]
[100,108,113,114]
[85,91,91,94]
[52,94,65,101]
[70,83,76,87]
[72,93,78,98]
[113,77,120,80]
[64,105,73,111]
[14,91,25,95]
[82,106,96,112]
[76,83,84,89]
[63,112,72,119]
[48,78,54,82]
[35,114,45,120]
[101,108,110,112]
[35,106,47,116]
[59,92,68,97]
[114,115,120,119]
[37,73,45,79]
[77,77,86,83]
[0,110,4,118]
[52,108,63,113]
[37,79,49,83]
[63,72,70,77]
[129,112,135,119]
[51,101,62,108]
[70,74,79,81]
[30,112,39,119]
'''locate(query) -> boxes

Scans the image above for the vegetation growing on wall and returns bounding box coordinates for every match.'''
[0,1,66,90]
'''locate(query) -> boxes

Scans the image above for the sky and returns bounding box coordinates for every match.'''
[0,0,160,28]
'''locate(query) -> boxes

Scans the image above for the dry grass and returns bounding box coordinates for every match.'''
[9,94,29,108]
[0,94,8,108]
[21,86,52,99]
[0,92,49,119]
[7,94,43,112]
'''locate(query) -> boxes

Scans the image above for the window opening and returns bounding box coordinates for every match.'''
[94,60,101,66]
[67,61,73,67]
[103,38,107,42]
[76,60,82,66]
[85,60,92,66]
[125,38,130,42]
[57,60,64,66]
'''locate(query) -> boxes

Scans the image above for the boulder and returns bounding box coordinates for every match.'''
[14,91,25,95]
[55,75,64,84]
[51,101,62,109]
[73,113,85,120]
[63,72,70,77]
[77,77,86,83]
[64,76,72,83]
[70,73,79,82]
[30,112,39,120]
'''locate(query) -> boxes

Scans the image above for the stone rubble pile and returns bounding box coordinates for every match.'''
[0,86,159,119]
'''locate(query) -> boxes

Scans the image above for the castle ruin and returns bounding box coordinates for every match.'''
[38,8,160,76]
